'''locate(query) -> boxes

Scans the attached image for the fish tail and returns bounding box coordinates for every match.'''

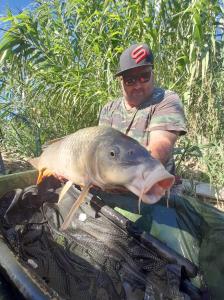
[37,169,45,184]
[28,157,39,169]
[36,168,55,184]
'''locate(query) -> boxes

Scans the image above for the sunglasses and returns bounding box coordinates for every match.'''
[122,71,152,86]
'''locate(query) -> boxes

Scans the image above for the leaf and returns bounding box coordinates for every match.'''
[201,50,209,83]
[0,50,8,64]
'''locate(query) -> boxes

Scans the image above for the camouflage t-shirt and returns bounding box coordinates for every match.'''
[98,87,187,173]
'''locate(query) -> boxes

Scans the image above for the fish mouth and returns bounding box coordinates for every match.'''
[142,175,174,204]
[125,168,175,204]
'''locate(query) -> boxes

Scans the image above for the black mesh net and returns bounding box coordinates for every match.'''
[0,178,201,300]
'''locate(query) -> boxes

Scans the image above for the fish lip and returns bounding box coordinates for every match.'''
[114,160,143,167]
[142,174,174,204]
[125,168,175,204]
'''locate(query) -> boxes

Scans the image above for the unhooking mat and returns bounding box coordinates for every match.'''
[93,188,224,299]
[0,179,204,300]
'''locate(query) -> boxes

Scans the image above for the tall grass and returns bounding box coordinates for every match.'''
[175,138,224,187]
[0,0,223,185]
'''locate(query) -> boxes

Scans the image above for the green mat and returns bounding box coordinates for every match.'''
[0,170,37,198]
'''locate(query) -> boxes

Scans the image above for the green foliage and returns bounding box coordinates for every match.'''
[175,138,224,186]
[199,141,224,187]
[0,0,223,184]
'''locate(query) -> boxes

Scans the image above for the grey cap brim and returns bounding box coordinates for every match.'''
[115,63,154,77]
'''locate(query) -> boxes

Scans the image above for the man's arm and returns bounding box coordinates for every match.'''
[147,130,179,165]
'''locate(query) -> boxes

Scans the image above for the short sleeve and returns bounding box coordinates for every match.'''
[149,91,187,135]
[98,104,112,126]
[98,99,122,126]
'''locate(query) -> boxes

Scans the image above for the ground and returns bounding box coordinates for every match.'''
[0,149,32,174]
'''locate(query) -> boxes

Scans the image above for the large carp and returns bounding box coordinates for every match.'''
[29,126,174,230]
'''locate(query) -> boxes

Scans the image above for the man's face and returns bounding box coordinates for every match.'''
[120,66,154,107]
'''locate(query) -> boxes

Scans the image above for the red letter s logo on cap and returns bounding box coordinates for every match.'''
[131,45,149,64]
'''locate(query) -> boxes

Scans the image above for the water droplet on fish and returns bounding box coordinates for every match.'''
[79,213,87,222]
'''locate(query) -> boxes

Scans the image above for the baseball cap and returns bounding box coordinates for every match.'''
[115,43,154,77]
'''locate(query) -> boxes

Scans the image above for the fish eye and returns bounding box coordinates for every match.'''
[110,150,115,157]
[109,146,119,159]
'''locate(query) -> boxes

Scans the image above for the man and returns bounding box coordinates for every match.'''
[99,43,187,175]
[97,46,214,291]
[96,44,206,279]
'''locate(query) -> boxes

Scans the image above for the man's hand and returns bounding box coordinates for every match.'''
[147,130,179,165]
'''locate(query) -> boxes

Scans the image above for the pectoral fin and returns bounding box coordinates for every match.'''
[60,182,92,231]
[58,180,73,203]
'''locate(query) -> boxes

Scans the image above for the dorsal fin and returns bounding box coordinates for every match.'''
[42,136,65,150]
